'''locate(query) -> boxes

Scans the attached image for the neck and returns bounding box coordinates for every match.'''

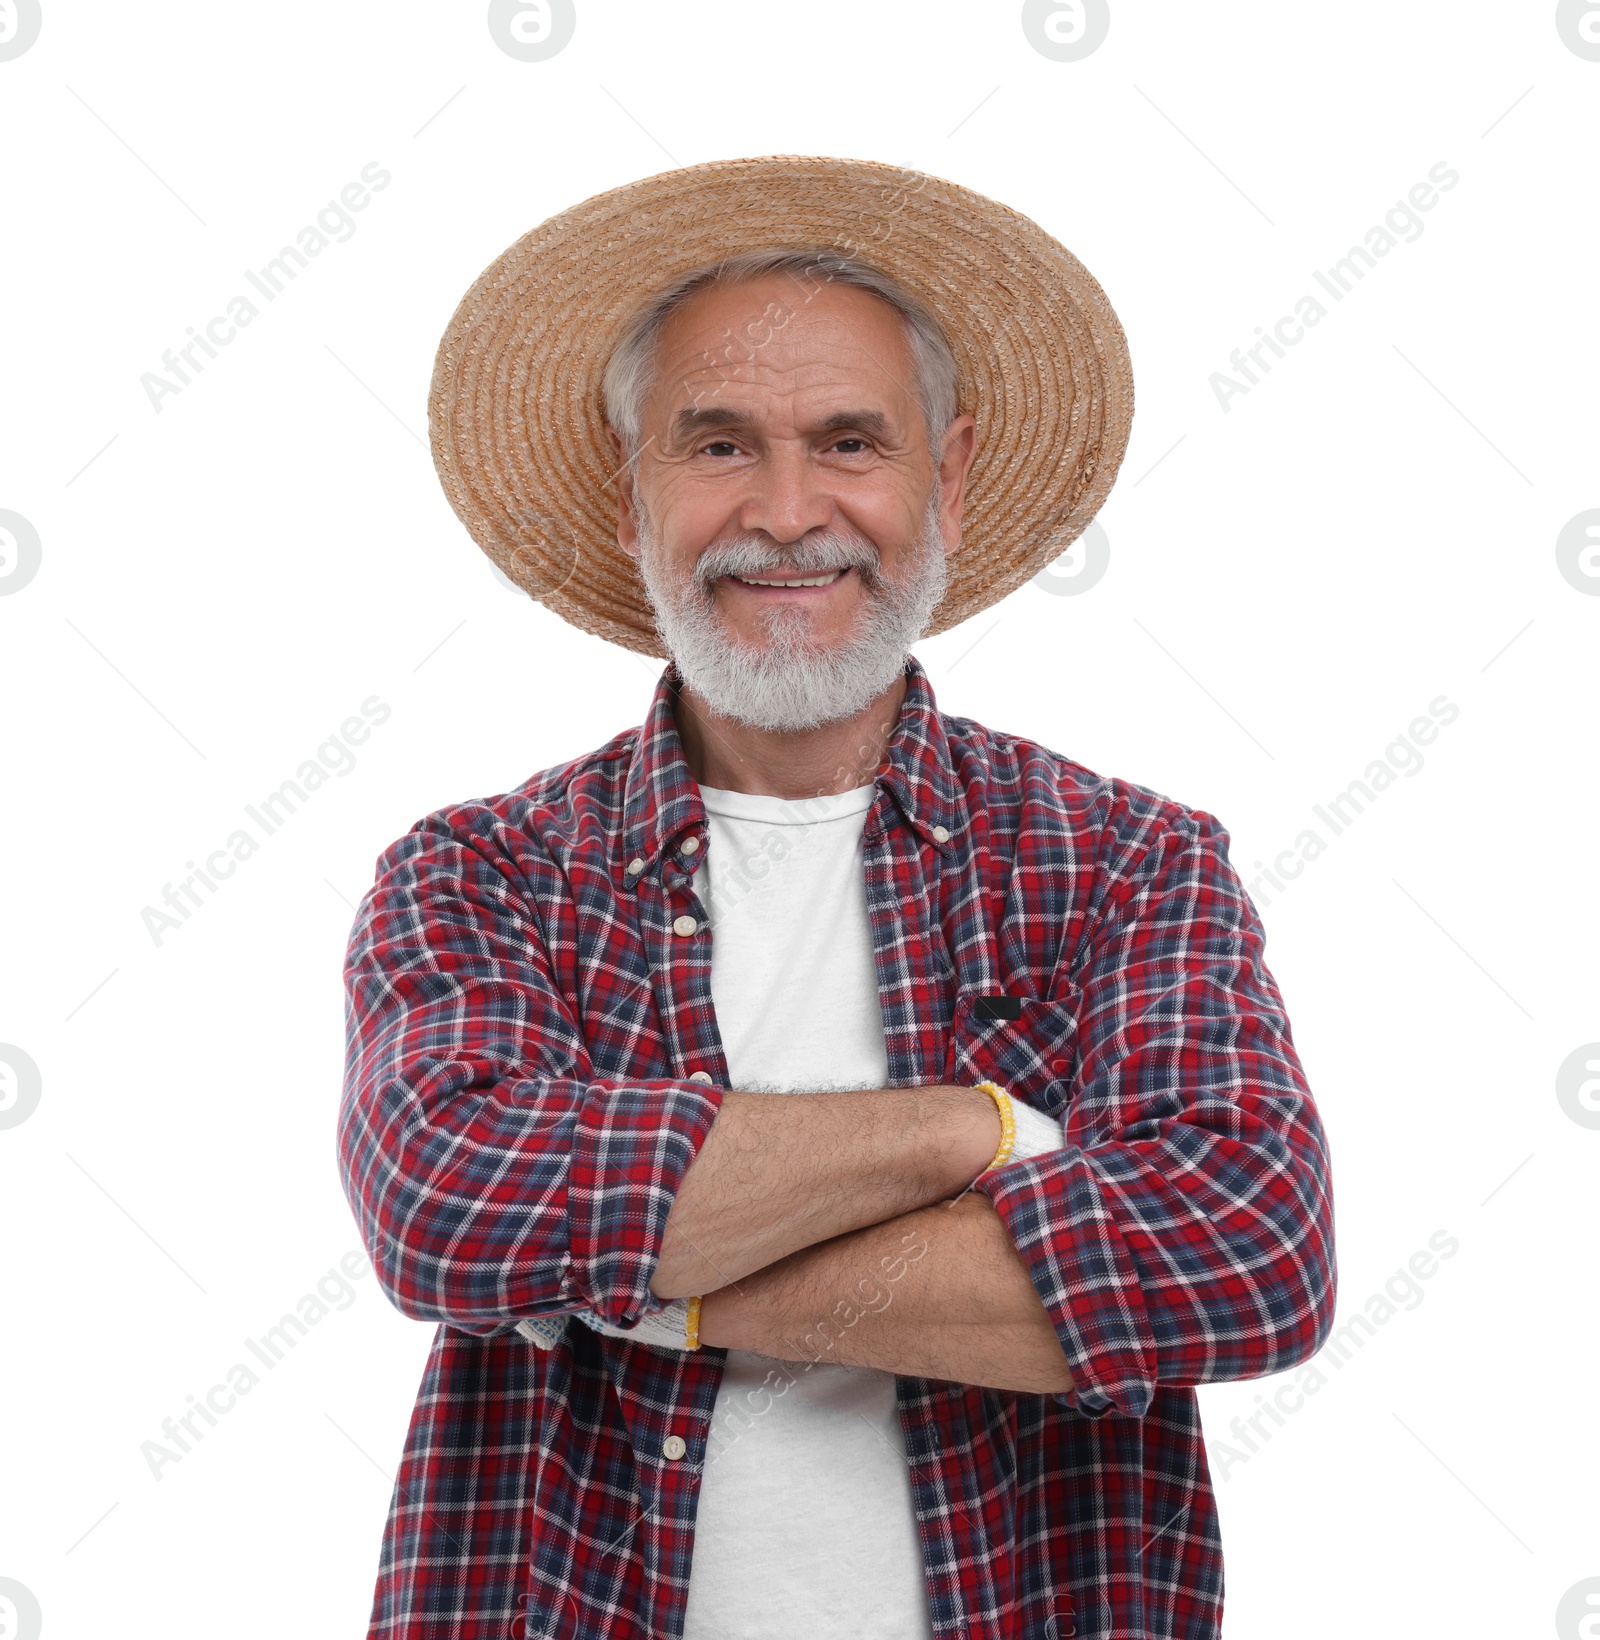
[670,666,908,799]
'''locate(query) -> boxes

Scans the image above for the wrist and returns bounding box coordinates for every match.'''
[696,1284,732,1349]
[695,1262,786,1353]
[920,1083,1004,1193]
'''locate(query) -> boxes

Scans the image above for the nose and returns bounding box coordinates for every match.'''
[736,440,834,545]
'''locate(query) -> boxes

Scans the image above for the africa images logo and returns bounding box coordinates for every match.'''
[139,164,392,414]
[0,1580,43,1640]
[1021,0,1110,61]
[139,696,392,945]
[1556,509,1600,595]
[0,0,42,61]
[1556,0,1600,59]
[1209,162,1460,413]
[0,1045,42,1131]
[487,0,576,60]
[0,511,42,596]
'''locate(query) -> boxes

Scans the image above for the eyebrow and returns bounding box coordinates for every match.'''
[666,405,897,443]
[815,409,893,438]
[668,405,755,442]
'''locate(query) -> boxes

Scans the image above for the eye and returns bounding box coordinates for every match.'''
[700,440,741,458]
[829,436,871,454]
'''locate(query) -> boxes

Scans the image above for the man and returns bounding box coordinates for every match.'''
[339,156,1336,1640]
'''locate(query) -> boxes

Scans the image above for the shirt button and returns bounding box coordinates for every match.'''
[688,1071,713,1084]
[672,915,699,937]
[662,1435,687,1461]
[626,858,645,875]
[680,836,700,855]
[931,825,950,843]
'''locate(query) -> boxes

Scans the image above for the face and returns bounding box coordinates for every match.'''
[612,273,976,731]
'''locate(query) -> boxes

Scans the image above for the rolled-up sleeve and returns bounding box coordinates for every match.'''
[337,813,722,1336]
[973,807,1336,1417]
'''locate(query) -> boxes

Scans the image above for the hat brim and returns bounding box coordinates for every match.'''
[428,154,1135,656]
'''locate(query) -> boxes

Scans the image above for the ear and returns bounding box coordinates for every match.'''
[607,424,641,559]
[935,412,978,553]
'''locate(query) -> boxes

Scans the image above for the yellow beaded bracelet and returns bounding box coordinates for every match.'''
[684,1294,702,1351]
[975,1080,1016,1172]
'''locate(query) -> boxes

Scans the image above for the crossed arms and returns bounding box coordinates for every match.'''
[338,803,1336,1417]
[649,1082,1078,1393]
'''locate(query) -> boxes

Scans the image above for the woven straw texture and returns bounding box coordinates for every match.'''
[428,155,1135,657]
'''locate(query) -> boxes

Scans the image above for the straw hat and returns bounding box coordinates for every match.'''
[428,155,1134,657]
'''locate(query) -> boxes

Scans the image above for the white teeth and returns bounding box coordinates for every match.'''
[732,569,845,588]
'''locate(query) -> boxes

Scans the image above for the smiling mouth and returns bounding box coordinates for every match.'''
[723,567,852,591]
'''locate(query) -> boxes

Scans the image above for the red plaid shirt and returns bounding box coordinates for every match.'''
[338,651,1336,1639]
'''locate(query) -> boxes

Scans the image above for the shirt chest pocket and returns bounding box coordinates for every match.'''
[946,987,1083,1119]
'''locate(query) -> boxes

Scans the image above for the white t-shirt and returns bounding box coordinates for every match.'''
[679,781,936,1640]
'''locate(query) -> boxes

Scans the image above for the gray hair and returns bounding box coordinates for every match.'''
[601,247,961,458]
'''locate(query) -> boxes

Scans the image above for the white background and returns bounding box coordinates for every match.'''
[2,3,1597,1636]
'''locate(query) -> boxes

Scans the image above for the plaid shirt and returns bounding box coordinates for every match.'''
[338,651,1336,1640]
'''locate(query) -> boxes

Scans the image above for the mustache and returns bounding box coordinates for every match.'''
[692,530,882,586]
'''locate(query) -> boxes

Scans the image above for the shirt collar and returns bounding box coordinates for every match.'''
[618,650,960,886]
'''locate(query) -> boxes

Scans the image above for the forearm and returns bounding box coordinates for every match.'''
[650,1084,999,1299]
[696,1190,1075,1395]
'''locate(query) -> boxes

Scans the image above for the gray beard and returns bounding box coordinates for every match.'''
[633,487,949,733]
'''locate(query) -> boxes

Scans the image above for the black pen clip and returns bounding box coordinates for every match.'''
[971,993,1023,1022]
